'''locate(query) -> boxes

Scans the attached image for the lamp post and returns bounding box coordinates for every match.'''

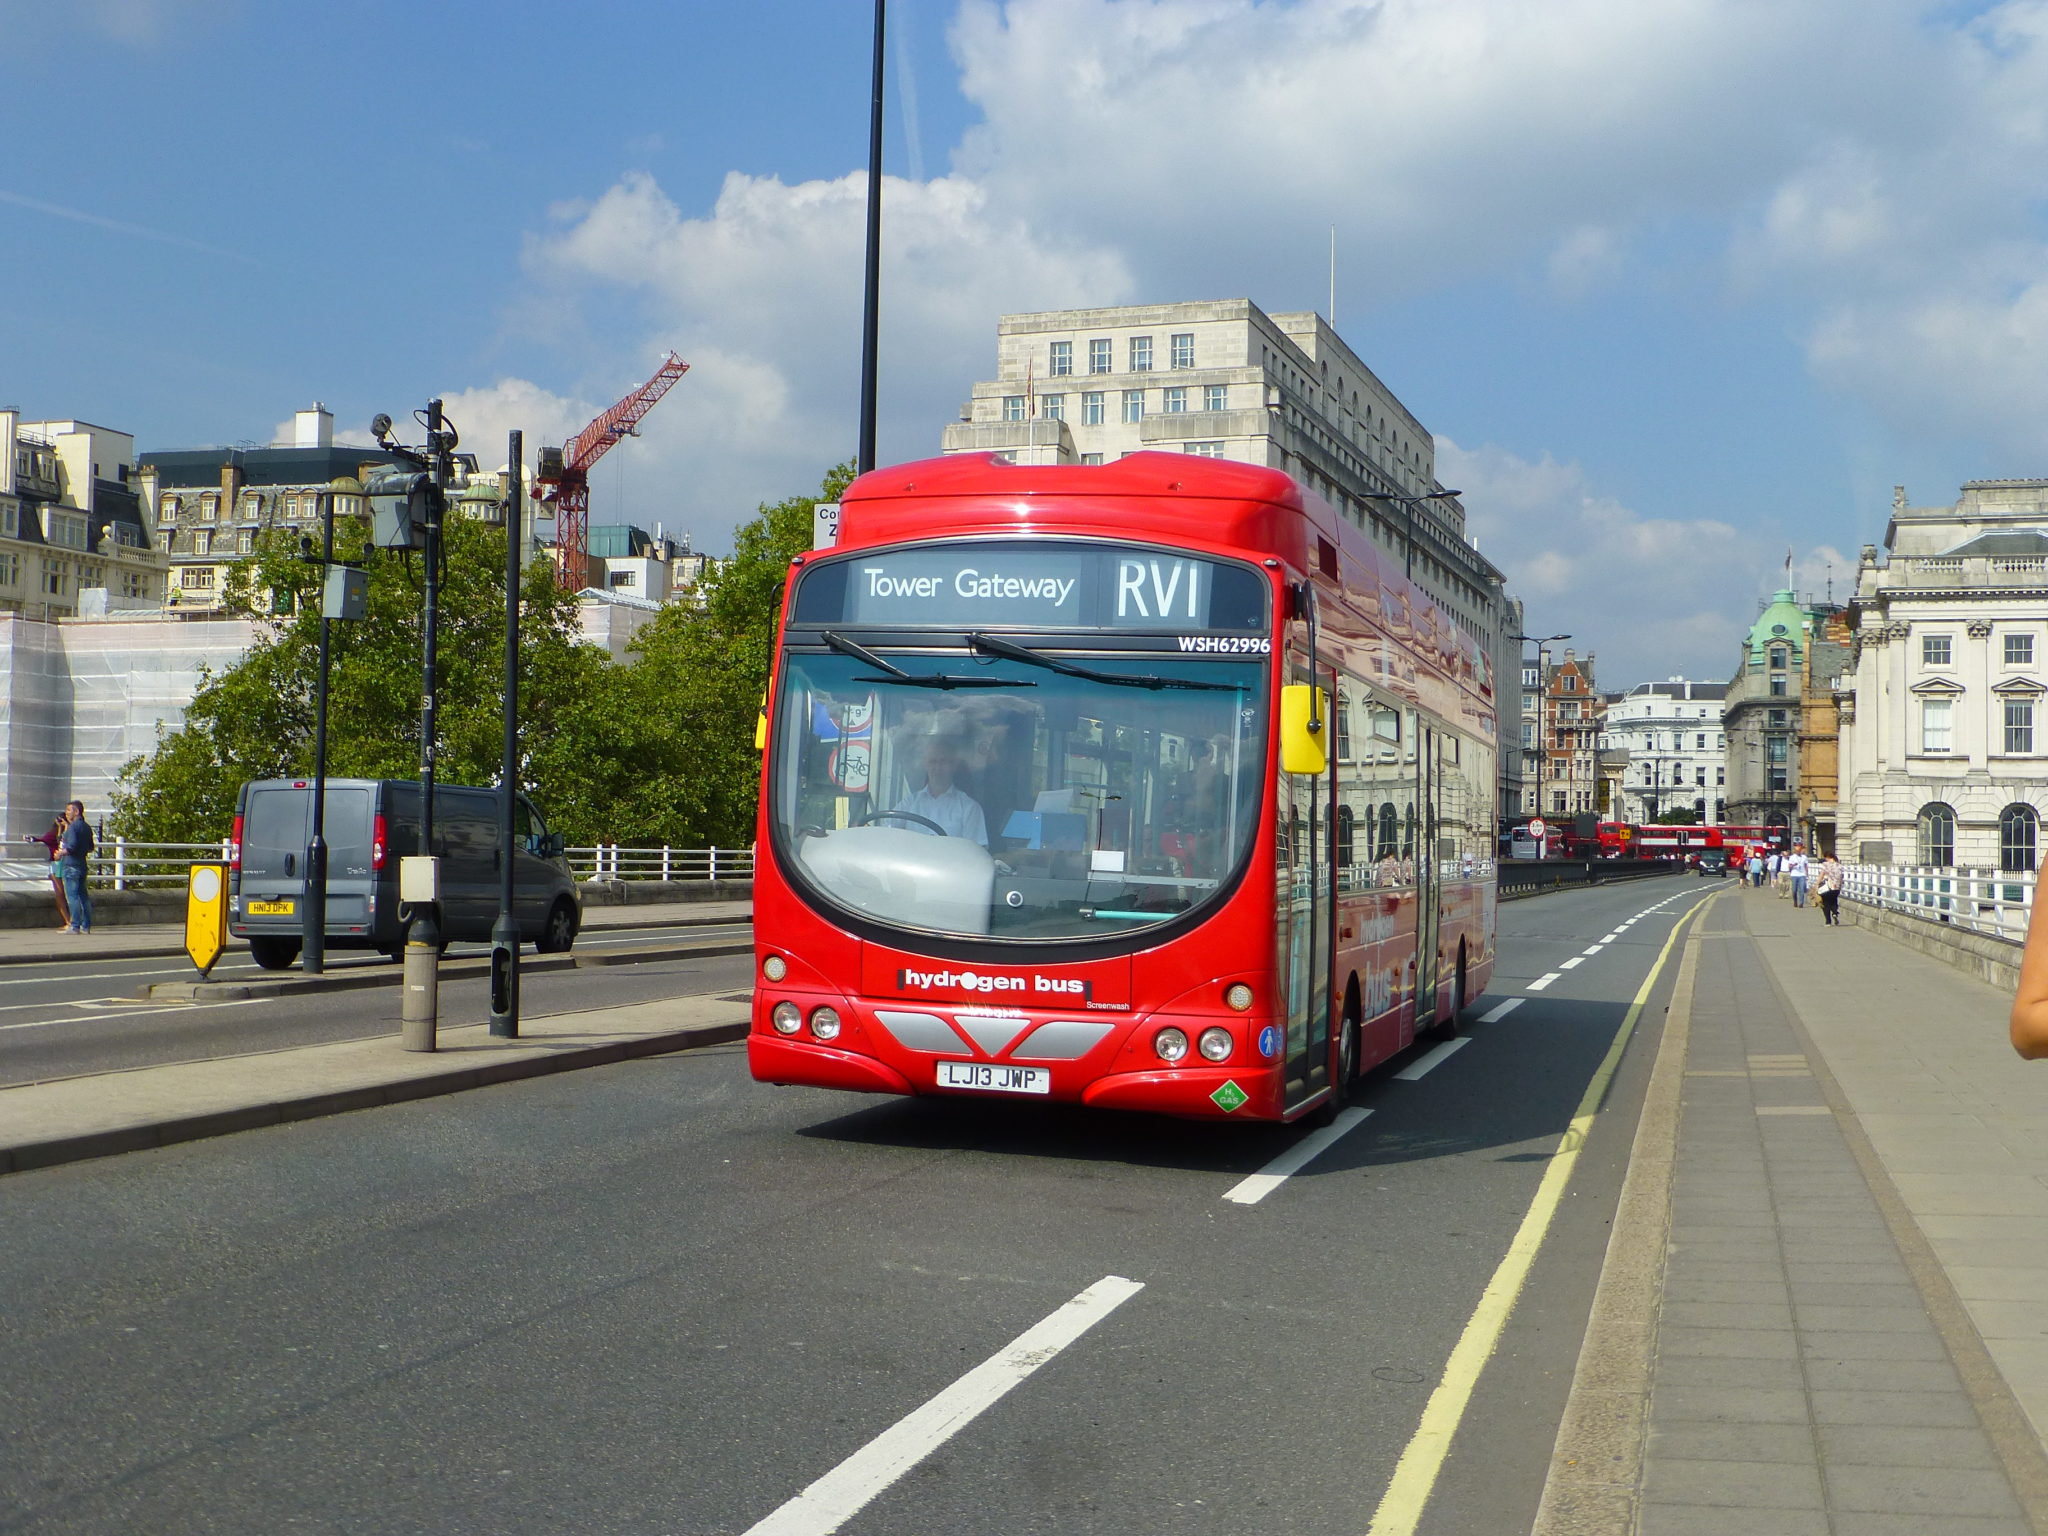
[857,0,885,475]
[1512,631,1571,827]
[1366,488,1463,579]
[301,474,362,975]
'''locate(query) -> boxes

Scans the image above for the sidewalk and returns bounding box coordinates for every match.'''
[1540,882,2048,1534]
[0,899,752,967]
[0,987,753,1175]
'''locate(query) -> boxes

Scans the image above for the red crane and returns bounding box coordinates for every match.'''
[535,351,691,591]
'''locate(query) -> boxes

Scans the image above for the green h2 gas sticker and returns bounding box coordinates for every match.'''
[1210,1080,1249,1113]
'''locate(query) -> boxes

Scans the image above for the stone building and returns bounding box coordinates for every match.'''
[1839,481,2048,870]
[0,411,167,619]
[1603,678,1728,824]
[940,301,1519,797]
[137,406,414,612]
[1797,610,1853,856]
[1724,588,1833,839]
[1533,648,1601,818]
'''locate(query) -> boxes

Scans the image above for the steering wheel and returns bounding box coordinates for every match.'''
[858,809,949,836]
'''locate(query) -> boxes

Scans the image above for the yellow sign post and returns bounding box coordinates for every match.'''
[186,863,229,976]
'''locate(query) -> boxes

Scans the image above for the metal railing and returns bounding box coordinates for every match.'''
[0,838,755,892]
[1841,863,2033,942]
[569,845,754,883]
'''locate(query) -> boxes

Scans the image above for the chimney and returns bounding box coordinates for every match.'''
[294,403,334,449]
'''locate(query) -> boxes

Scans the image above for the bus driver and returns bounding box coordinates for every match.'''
[893,737,989,846]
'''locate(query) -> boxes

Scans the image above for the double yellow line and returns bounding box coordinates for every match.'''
[1364,891,1713,1536]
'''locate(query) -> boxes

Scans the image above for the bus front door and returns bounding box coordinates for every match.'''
[1413,723,1441,1036]
[1280,697,1334,1109]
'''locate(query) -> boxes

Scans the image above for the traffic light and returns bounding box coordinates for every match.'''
[365,469,437,550]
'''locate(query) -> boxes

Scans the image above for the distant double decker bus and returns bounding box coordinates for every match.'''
[748,452,1497,1124]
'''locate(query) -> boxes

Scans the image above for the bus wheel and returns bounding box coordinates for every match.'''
[1305,1015,1357,1129]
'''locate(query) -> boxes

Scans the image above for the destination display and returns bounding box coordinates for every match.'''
[793,541,1268,632]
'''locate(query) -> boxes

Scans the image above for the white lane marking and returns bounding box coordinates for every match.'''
[1558,957,1583,971]
[1222,1106,1374,1206]
[1526,975,1557,992]
[740,1275,1145,1536]
[0,998,262,1033]
[1396,1038,1470,1081]
[1478,998,1524,1024]
[1602,932,1622,942]
[1582,944,1606,955]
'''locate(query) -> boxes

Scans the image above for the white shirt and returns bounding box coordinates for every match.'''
[1786,852,1809,877]
[892,786,988,845]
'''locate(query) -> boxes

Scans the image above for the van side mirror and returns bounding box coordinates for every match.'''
[1279,684,1329,775]
[545,832,566,859]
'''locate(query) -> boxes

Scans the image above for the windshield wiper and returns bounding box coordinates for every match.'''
[819,630,1027,690]
[966,632,1241,691]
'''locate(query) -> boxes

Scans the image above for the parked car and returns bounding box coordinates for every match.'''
[1694,848,1730,877]
[229,778,581,970]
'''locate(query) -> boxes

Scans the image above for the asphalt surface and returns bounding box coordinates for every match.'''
[0,922,753,1086]
[0,874,1716,1536]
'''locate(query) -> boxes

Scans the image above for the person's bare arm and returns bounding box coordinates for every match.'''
[2011,862,2048,1057]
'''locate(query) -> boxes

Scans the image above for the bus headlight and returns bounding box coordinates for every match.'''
[771,1001,802,1035]
[1198,1027,1234,1062]
[1154,1027,1189,1063]
[810,1006,843,1041]
[762,955,788,982]
[1224,983,1255,1012]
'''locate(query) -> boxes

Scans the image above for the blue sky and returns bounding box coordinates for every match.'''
[6,0,2047,684]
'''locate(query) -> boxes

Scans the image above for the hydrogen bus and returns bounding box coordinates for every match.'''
[748,452,1497,1124]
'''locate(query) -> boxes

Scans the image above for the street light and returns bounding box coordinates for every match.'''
[1511,633,1573,831]
[857,0,885,474]
[1366,488,1463,578]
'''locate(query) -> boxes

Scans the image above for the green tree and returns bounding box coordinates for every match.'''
[601,460,854,846]
[1655,806,1702,825]
[111,513,616,844]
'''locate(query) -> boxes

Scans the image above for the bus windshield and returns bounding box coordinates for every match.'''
[772,648,1268,941]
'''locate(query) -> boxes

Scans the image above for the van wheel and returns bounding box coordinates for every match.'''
[536,900,579,954]
[249,937,301,971]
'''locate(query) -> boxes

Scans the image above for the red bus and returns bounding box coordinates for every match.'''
[748,452,1497,1124]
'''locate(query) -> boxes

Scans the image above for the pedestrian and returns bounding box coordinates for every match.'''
[2013,853,2048,1055]
[58,799,93,934]
[1766,848,1781,893]
[23,814,69,929]
[1787,842,1810,908]
[1816,852,1843,925]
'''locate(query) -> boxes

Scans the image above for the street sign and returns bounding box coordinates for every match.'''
[1527,817,1548,840]
[812,500,841,549]
[185,863,228,976]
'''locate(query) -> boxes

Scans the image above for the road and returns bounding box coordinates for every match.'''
[0,873,1723,1536]
[0,921,753,1086]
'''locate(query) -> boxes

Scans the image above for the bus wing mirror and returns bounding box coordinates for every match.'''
[1279,684,1329,775]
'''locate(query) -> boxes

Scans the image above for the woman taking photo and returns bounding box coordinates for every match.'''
[23,814,69,930]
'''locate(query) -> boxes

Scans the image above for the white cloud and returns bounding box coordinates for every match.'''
[511,167,1129,543]
[1440,437,1839,684]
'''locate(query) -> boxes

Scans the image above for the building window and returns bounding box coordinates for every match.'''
[1769,646,1789,669]
[2006,697,2036,754]
[1716,766,1725,785]
[1081,392,1105,426]
[1048,341,1072,377]
[1916,802,1956,866]
[1522,667,1539,687]
[1121,389,1145,424]
[1183,442,1224,458]
[1079,453,1103,466]
[41,559,65,596]
[1129,336,1152,372]
[1170,333,1195,369]
[2001,804,2039,873]
[0,551,17,585]
[1695,733,1706,749]
[1163,386,1187,414]
[1561,675,1577,691]
[1767,709,1787,728]
[1921,697,1953,753]
[1088,338,1112,374]
[1522,722,1534,747]
[180,567,215,590]
[2008,634,2035,668]
[1769,676,1789,697]
[1042,394,1065,421]
[1204,384,1228,412]
[1923,634,1953,667]
[1002,396,1025,421]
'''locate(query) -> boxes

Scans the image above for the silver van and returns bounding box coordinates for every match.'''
[229,778,582,970]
